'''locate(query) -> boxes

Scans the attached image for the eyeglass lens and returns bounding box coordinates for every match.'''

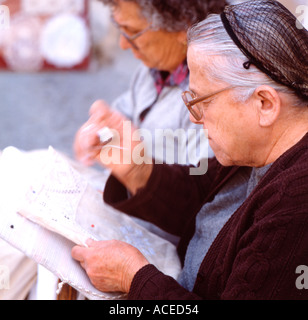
[183,92,203,120]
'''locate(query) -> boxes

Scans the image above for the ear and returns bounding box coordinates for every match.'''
[253,85,282,127]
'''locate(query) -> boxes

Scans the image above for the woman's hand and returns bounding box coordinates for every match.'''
[74,100,153,194]
[71,239,150,293]
[74,100,126,167]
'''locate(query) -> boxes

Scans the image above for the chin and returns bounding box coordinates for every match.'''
[217,159,234,167]
[209,142,235,167]
[214,153,235,167]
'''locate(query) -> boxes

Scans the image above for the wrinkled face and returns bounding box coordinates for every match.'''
[112,0,187,72]
[187,46,261,167]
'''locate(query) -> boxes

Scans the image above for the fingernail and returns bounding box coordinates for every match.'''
[82,124,95,132]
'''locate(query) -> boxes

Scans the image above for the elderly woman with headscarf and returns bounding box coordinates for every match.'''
[72,0,308,299]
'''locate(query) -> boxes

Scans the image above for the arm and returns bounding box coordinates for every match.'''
[128,264,202,300]
[104,157,235,236]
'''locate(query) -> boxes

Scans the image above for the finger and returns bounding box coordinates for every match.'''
[89,100,111,120]
[79,154,96,166]
[76,140,100,164]
[85,238,97,247]
[80,123,95,133]
[71,245,87,262]
[77,124,101,155]
[80,122,101,141]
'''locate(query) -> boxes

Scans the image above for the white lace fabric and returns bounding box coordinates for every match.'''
[0,147,181,300]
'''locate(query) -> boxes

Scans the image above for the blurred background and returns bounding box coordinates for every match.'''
[0,0,139,157]
[0,0,306,158]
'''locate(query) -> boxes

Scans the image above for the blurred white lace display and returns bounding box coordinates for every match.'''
[0,0,98,71]
[0,147,181,299]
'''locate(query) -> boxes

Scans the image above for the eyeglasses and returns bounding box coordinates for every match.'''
[182,86,236,121]
[111,17,152,50]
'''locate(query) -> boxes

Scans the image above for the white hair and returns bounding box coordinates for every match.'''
[187,14,307,107]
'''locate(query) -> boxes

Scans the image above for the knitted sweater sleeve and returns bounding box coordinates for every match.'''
[104,158,222,236]
[128,264,202,300]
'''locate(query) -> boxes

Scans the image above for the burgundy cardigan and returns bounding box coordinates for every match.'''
[104,133,308,300]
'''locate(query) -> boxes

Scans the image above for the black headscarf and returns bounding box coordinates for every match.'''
[221,0,308,101]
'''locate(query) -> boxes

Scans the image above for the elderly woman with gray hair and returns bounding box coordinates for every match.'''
[73,0,308,300]
[77,0,226,167]
[75,0,226,245]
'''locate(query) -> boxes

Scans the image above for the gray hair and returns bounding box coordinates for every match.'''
[99,0,226,32]
[187,14,307,107]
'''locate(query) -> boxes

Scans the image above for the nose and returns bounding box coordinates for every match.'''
[119,34,130,50]
[119,34,133,50]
